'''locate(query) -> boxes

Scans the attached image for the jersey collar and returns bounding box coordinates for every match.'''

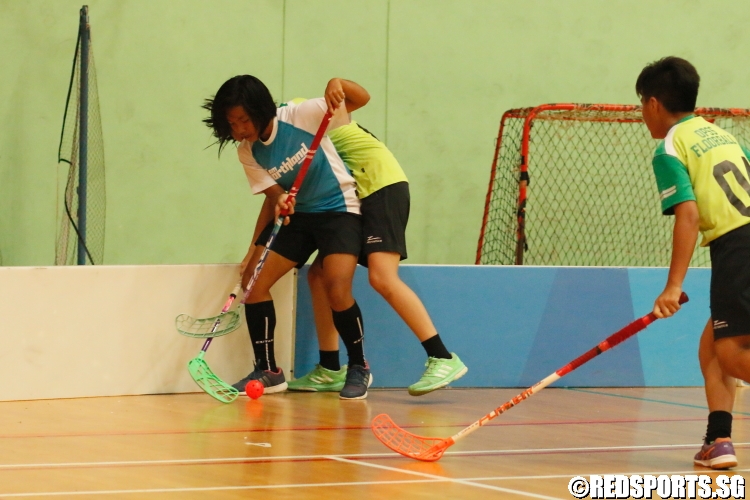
[260,117,279,146]
[665,114,696,139]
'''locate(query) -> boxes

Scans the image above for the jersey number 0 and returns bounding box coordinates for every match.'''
[713,157,750,217]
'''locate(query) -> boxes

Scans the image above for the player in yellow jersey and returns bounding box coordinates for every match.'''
[637,56,750,469]
[282,105,467,397]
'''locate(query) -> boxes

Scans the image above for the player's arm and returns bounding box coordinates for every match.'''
[324,78,370,115]
[654,200,699,318]
[651,151,697,318]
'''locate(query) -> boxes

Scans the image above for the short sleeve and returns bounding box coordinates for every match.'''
[286,98,351,134]
[652,153,696,215]
[238,142,276,194]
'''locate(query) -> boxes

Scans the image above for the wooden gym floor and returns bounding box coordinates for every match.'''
[0,387,747,499]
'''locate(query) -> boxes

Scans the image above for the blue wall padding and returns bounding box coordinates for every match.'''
[628,268,710,386]
[294,265,711,388]
[519,267,642,387]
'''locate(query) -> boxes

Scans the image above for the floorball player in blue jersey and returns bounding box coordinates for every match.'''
[203,75,373,400]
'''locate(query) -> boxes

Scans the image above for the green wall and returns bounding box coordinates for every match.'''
[2,0,750,266]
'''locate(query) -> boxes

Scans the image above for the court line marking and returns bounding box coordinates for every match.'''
[467,468,750,480]
[568,388,750,416]
[328,455,563,499]
[0,479,545,498]
[2,415,741,440]
[0,442,747,470]
[1,467,747,498]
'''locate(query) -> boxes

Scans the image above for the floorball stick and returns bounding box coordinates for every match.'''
[184,283,243,403]
[241,111,332,302]
[179,110,333,403]
[372,292,689,461]
[175,285,242,339]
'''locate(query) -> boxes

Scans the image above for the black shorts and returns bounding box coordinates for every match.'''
[359,181,410,267]
[255,212,362,267]
[710,222,750,339]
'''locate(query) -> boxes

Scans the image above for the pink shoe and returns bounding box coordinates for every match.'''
[694,441,737,469]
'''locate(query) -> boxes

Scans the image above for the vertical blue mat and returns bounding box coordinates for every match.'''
[519,267,643,387]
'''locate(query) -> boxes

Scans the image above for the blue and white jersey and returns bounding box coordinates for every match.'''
[238,98,360,214]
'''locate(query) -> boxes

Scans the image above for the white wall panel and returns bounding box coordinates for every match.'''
[0,265,296,401]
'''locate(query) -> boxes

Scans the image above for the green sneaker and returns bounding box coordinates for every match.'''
[408,353,468,396]
[288,364,347,392]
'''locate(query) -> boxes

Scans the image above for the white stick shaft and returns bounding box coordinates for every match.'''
[451,372,561,444]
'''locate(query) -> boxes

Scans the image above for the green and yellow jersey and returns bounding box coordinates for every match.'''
[652,115,750,245]
[286,98,407,199]
[327,121,407,199]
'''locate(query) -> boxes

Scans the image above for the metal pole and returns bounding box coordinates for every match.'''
[77,5,89,265]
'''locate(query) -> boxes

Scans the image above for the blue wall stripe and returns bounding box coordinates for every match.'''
[294,265,709,388]
[520,267,643,387]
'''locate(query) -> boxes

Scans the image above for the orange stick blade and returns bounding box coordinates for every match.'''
[371,414,453,462]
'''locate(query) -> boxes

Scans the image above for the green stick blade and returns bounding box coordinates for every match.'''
[188,356,239,404]
[176,310,241,338]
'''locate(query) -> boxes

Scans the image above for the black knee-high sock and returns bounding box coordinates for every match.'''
[244,301,277,372]
[705,410,733,444]
[332,302,365,367]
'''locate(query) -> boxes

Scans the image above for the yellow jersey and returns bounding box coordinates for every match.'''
[653,115,750,245]
[327,121,408,199]
[285,98,407,199]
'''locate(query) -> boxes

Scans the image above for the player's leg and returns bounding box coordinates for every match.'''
[319,251,372,399]
[366,251,467,396]
[714,335,750,380]
[361,182,467,396]
[695,224,750,467]
[695,318,739,469]
[307,256,340,352]
[700,321,737,414]
[367,251,438,341]
[708,223,750,382]
[233,216,316,394]
[308,211,370,399]
[287,255,347,392]
[231,246,296,393]
[713,331,750,471]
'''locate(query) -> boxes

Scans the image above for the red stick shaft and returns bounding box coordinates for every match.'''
[281,111,333,215]
[557,313,656,377]
[243,111,333,302]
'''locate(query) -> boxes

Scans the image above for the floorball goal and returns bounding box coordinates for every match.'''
[476,104,750,267]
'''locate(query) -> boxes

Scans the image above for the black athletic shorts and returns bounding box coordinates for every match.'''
[710,222,750,339]
[255,212,362,267]
[358,181,410,267]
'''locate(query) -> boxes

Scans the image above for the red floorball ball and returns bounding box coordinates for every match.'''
[245,380,264,400]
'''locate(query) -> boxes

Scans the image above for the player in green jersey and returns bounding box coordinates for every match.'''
[268,101,467,397]
[637,56,750,469]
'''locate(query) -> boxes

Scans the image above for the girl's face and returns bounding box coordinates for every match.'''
[226,106,261,143]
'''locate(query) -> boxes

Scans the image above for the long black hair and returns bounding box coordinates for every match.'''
[202,75,277,154]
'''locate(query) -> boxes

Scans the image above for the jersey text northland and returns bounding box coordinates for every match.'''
[268,143,309,180]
